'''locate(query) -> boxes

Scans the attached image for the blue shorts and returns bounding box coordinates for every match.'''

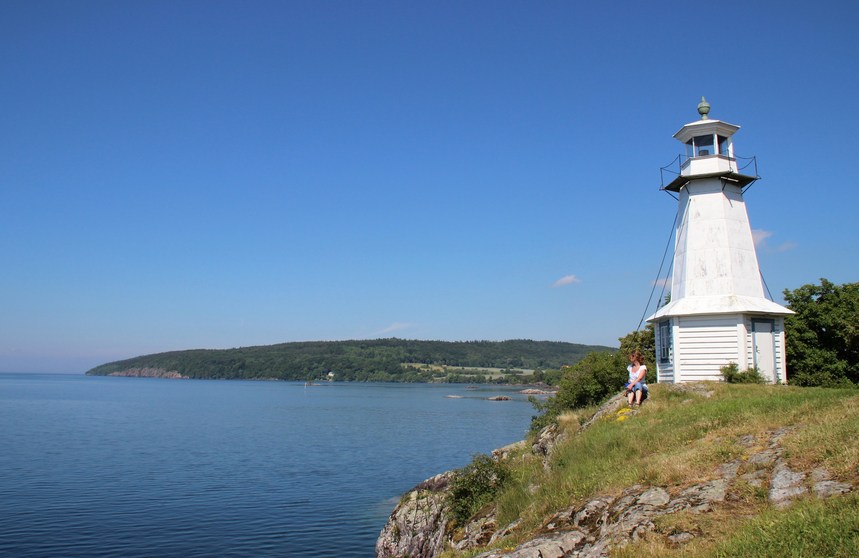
[627,382,645,392]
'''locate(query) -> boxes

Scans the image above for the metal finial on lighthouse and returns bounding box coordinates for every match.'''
[697,96,711,120]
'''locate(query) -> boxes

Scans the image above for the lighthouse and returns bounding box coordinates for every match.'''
[647,99,793,384]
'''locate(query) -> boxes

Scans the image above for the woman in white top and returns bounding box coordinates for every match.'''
[626,350,647,407]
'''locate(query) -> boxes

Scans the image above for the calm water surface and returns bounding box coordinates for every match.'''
[0,374,536,557]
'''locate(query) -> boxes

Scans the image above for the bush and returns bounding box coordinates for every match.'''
[447,454,510,525]
[530,351,626,432]
[721,362,766,384]
[556,351,628,407]
[784,279,859,387]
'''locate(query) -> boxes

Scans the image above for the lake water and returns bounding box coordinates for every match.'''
[0,374,537,557]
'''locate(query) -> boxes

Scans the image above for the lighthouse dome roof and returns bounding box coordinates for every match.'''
[673,119,741,144]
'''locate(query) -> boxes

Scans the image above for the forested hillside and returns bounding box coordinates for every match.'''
[85,338,614,382]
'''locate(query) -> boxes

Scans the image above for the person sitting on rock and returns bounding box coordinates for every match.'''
[625,350,648,408]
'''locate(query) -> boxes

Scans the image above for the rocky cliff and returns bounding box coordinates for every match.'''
[107,367,186,379]
[376,384,855,558]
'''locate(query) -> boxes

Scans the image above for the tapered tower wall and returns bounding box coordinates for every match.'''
[673,178,765,301]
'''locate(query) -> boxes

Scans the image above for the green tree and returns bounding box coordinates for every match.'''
[784,278,859,387]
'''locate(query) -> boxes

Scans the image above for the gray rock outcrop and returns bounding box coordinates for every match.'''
[376,387,853,558]
[375,473,454,558]
[108,367,186,379]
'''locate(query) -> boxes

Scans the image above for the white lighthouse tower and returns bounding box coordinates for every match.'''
[647,99,793,384]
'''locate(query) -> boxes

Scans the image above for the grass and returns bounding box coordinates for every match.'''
[706,493,859,557]
[445,382,859,557]
[630,493,859,557]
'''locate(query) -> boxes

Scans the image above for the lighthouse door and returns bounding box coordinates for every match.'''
[751,319,776,382]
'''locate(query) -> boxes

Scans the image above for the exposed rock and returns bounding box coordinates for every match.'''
[489,519,522,545]
[811,467,830,482]
[740,469,768,488]
[579,393,628,431]
[488,396,512,401]
[747,449,779,467]
[520,389,555,395]
[492,441,528,461]
[769,461,807,508]
[675,478,729,508]
[637,487,671,506]
[668,531,695,544]
[107,368,186,379]
[813,480,852,499]
[452,511,497,550]
[531,422,564,460]
[665,382,715,398]
[473,530,587,558]
[811,468,852,499]
[738,434,758,447]
[375,472,454,558]
[769,427,794,446]
[717,460,740,480]
[573,496,611,529]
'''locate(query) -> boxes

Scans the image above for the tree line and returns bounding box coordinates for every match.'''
[85,338,614,382]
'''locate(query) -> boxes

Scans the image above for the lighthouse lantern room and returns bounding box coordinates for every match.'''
[647,98,793,384]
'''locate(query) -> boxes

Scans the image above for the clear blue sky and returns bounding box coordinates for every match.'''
[2,1,857,373]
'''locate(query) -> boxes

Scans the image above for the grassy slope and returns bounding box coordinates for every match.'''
[452,383,859,557]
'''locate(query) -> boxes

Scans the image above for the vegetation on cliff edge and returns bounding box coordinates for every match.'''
[444,383,859,557]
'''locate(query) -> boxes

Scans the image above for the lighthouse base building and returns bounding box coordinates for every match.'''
[649,311,789,384]
[647,99,793,384]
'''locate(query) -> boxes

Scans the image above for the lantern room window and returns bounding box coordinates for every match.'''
[718,135,730,156]
[685,134,716,158]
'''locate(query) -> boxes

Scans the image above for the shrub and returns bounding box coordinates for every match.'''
[556,351,628,407]
[447,454,510,525]
[530,351,626,432]
[784,279,859,388]
[720,362,765,384]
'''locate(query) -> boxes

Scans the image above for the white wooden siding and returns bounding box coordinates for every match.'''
[743,316,757,377]
[657,364,675,383]
[676,315,741,382]
[776,319,787,383]
[656,349,675,382]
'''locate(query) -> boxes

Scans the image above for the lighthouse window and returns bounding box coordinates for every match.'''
[693,134,714,157]
[718,135,729,156]
[658,320,672,363]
